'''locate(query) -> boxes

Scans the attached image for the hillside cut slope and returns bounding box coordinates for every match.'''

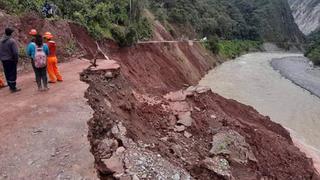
[80,22,319,179]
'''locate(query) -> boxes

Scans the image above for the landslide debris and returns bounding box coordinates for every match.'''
[81,60,319,179]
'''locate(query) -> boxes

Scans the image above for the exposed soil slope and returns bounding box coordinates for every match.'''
[81,63,319,179]
[80,25,319,179]
[1,9,318,180]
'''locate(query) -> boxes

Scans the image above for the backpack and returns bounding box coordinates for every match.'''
[34,45,47,68]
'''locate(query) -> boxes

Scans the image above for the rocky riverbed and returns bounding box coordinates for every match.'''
[271,56,320,98]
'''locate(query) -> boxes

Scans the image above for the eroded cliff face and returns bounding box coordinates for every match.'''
[79,19,320,180]
[289,0,320,35]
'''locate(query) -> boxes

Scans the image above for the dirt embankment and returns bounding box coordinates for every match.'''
[81,65,319,179]
[0,11,93,72]
[80,24,319,179]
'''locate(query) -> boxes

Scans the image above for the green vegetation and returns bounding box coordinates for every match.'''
[149,0,303,43]
[305,30,320,65]
[0,0,42,14]
[1,0,153,46]
[64,40,77,56]
[1,0,303,52]
[218,40,261,59]
[202,37,261,58]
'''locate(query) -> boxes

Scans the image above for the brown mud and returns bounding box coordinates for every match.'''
[78,13,319,179]
[81,61,319,179]
[1,10,319,180]
[79,26,320,179]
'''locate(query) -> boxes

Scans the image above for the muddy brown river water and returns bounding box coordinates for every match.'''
[200,52,320,157]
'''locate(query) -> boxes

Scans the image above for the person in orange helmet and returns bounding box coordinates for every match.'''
[27,29,38,80]
[43,32,63,83]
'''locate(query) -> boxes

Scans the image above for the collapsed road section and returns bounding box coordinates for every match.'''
[80,51,319,179]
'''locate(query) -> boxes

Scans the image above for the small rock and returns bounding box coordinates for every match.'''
[111,126,120,135]
[132,174,140,180]
[118,123,127,136]
[28,160,34,165]
[174,125,186,132]
[185,86,197,94]
[112,123,127,137]
[168,114,177,126]
[102,156,124,174]
[202,157,232,177]
[177,112,193,127]
[172,173,180,180]
[160,137,169,141]
[195,86,211,94]
[116,147,126,155]
[194,107,201,111]
[171,145,182,157]
[105,71,113,78]
[184,131,192,138]
[210,115,217,119]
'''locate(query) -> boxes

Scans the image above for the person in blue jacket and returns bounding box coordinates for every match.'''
[27,34,50,91]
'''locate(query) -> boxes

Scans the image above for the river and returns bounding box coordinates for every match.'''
[199,52,320,157]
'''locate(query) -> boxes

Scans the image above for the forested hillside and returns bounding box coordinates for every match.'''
[306,30,320,65]
[0,0,153,46]
[149,0,304,43]
[1,0,305,52]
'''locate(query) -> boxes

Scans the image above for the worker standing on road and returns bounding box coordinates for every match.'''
[0,28,21,93]
[27,29,38,80]
[43,32,63,83]
[27,34,50,91]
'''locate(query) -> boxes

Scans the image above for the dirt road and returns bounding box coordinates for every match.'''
[0,60,97,180]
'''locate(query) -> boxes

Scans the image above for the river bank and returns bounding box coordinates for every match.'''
[200,52,320,172]
[271,56,320,98]
[81,41,320,179]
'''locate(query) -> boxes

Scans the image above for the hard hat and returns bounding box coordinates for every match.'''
[43,32,53,39]
[29,29,37,36]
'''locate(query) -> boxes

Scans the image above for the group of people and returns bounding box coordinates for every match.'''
[0,28,62,93]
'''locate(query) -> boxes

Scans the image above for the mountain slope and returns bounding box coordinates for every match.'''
[149,0,305,43]
[288,0,320,35]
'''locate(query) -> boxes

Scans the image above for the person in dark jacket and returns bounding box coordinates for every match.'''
[0,28,20,93]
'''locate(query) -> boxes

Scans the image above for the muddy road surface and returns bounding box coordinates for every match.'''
[0,60,97,180]
[200,52,320,168]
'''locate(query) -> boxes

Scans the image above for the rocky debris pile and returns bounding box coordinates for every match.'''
[96,122,192,180]
[81,61,319,179]
[164,86,211,137]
